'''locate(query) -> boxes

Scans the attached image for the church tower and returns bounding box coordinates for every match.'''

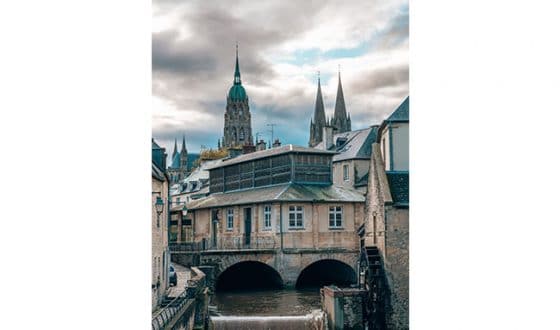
[168,134,189,185]
[330,70,351,133]
[309,74,327,147]
[222,45,253,148]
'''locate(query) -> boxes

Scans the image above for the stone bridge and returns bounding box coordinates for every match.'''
[171,246,360,290]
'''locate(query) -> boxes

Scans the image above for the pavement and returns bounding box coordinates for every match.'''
[168,262,190,297]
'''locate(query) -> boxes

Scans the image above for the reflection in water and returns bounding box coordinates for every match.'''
[211,289,322,316]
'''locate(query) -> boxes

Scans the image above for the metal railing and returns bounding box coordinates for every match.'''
[207,234,276,250]
[169,235,276,252]
[151,269,206,330]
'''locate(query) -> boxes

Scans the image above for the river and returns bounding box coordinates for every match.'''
[211,288,322,316]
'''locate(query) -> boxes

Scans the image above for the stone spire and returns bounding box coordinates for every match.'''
[309,72,327,147]
[313,73,326,126]
[172,138,178,158]
[234,43,241,85]
[181,134,187,153]
[332,68,351,133]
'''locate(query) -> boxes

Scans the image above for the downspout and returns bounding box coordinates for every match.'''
[389,122,394,171]
[279,202,284,251]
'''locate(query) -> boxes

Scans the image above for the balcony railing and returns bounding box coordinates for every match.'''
[169,235,276,252]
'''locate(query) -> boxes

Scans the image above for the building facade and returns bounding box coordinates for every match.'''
[186,145,366,287]
[222,46,253,148]
[379,96,409,172]
[152,140,170,311]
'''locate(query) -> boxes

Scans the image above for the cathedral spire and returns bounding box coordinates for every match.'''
[333,67,351,133]
[234,43,241,85]
[313,71,326,126]
[172,138,178,158]
[181,134,187,153]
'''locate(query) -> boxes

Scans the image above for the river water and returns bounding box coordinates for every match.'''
[211,289,322,316]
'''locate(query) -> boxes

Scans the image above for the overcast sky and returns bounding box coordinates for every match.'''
[152,0,409,159]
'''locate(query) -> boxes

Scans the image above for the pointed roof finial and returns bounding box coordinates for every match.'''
[318,70,320,83]
[338,64,341,80]
[234,42,241,85]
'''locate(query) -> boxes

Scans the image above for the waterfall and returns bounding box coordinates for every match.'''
[209,309,326,330]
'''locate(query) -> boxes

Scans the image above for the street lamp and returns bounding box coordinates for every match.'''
[181,205,188,217]
[155,196,164,226]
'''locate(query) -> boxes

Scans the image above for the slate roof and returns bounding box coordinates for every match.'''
[355,172,369,187]
[314,126,379,162]
[206,144,336,170]
[187,183,365,210]
[152,162,166,181]
[386,171,409,207]
[386,96,409,123]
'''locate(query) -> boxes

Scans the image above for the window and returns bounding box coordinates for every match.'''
[176,197,180,204]
[343,164,349,181]
[329,206,343,228]
[226,208,234,230]
[288,205,304,228]
[264,205,272,229]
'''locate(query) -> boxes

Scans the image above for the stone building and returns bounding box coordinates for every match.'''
[169,158,223,243]
[379,96,409,172]
[222,45,253,148]
[364,96,409,329]
[309,71,352,147]
[152,140,170,311]
[185,144,366,287]
[314,125,379,193]
[168,135,190,185]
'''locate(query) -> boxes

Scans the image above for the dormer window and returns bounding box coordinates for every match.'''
[336,137,347,148]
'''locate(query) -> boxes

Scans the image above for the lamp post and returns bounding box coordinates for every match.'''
[155,196,164,227]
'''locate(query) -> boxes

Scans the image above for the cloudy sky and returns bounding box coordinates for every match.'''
[152,0,408,159]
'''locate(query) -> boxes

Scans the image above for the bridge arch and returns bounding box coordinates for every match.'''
[216,260,284,292]
[295,259,357,289]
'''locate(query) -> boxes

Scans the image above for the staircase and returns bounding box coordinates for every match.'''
[362,246,387,330]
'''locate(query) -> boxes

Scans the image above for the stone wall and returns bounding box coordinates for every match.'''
[384,207,409,329]
[322,286,366,329]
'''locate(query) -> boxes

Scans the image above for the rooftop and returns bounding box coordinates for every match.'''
[314,126,379,162]
[386,96,409,123]
[206,144,336,170]
[187,183,365,210]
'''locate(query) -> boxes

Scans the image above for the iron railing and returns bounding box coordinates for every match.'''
[169,235,276,252]
[151,270,206,330]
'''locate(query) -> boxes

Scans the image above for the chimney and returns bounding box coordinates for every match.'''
[227,147,242,158]
[323,125,334,150]
[242,143,256,154]
[272,138,281,148]
[256,139,267,151]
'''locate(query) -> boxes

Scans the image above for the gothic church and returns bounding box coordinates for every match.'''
[309,71,352,147]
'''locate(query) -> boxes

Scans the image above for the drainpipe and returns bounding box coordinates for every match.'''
[389,122,394,171]
[279,202,284,251]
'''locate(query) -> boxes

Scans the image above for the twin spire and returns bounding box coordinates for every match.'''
[172,134,188,159]
[309,67,351,146]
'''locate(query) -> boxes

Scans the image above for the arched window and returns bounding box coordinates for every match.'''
[239,128,245,140]
[232,127,237,141]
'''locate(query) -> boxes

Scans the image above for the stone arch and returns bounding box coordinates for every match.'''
[215,259,284,291]
[296,258,357,289]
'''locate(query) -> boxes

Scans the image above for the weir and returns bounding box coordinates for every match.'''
[209,310,327,330]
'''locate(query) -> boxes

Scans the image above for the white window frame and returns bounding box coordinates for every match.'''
[343,164,349,181]
[226,208,234,230]
[263,205,272,230]
[329,206,343,228]
[288,205,304,229]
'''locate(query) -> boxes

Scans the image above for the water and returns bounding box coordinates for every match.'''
[211,288,322,316]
